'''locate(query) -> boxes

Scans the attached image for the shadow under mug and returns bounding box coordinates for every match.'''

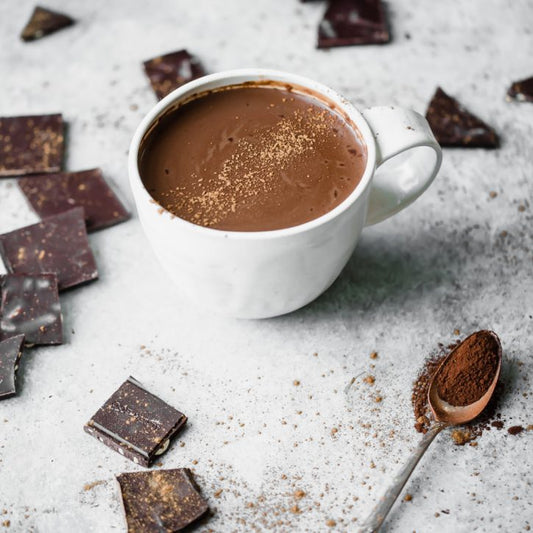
[129,69,442,319]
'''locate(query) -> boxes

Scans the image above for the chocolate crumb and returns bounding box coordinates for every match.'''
[451,429,474,445]
[403,493,413,502]
[83,480,105,491]
[508,425,524,435]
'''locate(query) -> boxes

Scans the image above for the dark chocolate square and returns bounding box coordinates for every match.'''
[0,335,25,400]
[117,469,208,532]
[143,49,206,100]
[506,76,533,103]
[20,6,75,42]
[0,274,62,345]
[317,0,390,49]
[425,87,499,148]
[0,114,64,177]
[18,168,130,232]
[0,207,98,291]
[84,377,187,467]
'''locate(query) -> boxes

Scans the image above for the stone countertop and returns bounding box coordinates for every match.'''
[0,1,532,531]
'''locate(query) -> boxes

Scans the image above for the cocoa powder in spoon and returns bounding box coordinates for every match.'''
[435,331,500,406]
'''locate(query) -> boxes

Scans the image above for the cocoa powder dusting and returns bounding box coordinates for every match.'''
[435,331,500,406]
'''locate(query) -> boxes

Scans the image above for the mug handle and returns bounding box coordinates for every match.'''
[361,106,442,226]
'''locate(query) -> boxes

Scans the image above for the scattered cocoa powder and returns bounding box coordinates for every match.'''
[83,480,105,491]
[451,429,474,446]
[412,349,449,434]
[435,331,500,406]
[363,375,375,385]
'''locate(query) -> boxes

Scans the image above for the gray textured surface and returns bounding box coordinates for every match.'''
[0,1,532,532]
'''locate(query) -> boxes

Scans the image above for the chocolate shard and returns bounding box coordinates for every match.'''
[0,274,62,346]
[506,76,533,103]
[18,168,130,232]
[84,377,187,467]
[0,335,25,399]
[20,6,75,42]
[0,207,98,291]
[317,0,390,49]
[0,114,64,177]
[117,469,208,532]
[425,87,499,148]
[143,49,206,100]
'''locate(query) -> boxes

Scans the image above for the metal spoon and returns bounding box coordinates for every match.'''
[359,330,502,533]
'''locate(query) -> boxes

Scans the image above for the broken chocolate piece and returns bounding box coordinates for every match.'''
[84,377,187,467]
[18,168,130,232]
[0,274,62,345]
[0,207,98,291]
[318,0,390,49]
[506,76,533,103]
[143,49,205,100]
[425,87,499,148]
[0,114,64,177]
[20,6,75,42]
[0,335,25,399]
[117,469,208,532]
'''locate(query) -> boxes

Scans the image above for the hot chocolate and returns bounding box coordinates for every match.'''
[139,83,367,231]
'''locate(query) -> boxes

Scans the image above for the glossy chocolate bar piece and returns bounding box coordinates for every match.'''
[143,49,205,100]
[0,207,98,291]
[318,0,390,48]
[507,76,533,103]
[85,377,187,467]
[20,6,75,42]
[426,87,499,148]
[0,274,62,346]
[117,469,208,532]
[0,335,25,399]
[0,114,64,177]
[18,168,130,232]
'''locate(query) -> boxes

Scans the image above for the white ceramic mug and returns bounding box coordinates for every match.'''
[129,69,442,319]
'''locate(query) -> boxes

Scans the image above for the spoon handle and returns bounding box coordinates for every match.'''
[358,423,447,533]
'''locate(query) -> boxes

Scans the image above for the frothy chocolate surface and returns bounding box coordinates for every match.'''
[139,85,366,231]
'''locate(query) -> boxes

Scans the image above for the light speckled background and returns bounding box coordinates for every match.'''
[0,1,532,532]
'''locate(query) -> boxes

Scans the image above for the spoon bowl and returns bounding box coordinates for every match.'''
[428,330,502,425]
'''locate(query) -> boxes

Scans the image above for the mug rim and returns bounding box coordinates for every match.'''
[129,68,377,240]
